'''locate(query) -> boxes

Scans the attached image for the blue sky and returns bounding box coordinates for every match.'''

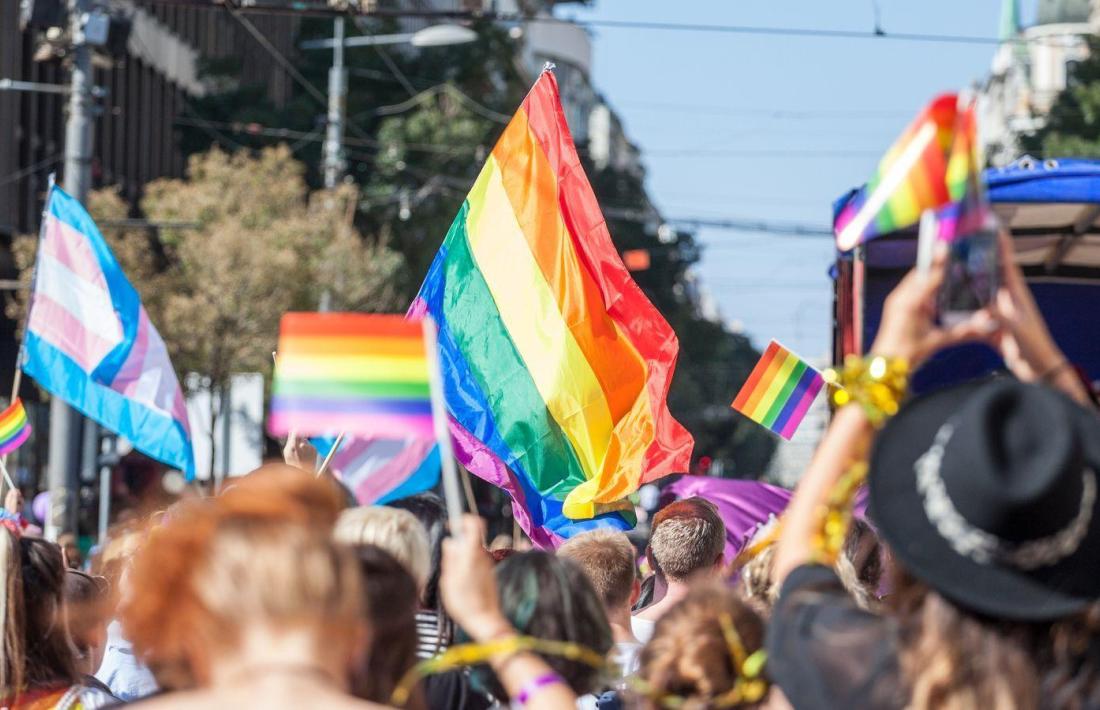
[567,1,1016,358]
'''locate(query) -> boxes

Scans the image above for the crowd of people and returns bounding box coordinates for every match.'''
[0,236,1098,710]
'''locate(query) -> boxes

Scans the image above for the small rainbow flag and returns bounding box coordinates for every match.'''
[268,314,434,440]
[0,399,31,456]
[834,94,960,251]
[731,341,824,440]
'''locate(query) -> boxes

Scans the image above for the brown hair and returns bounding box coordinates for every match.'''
[122,465,362,689]
[558,530,637,611]
[637,583,765,709]
[0,534,79,697]
[648,498,725,582]
[351,545,423,709]
[891,570,1100,710]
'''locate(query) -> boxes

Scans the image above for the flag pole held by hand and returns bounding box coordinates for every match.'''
[316,431,344,477]
[422,316,465,538]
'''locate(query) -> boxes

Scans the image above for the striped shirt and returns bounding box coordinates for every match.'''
[416,610,453,660]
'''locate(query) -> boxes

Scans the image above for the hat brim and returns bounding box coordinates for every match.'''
[868,378,1100,622]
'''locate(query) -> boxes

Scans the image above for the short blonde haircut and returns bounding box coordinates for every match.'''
[649,498,726,582]
[557,530,637,610]
[334,507,430,592]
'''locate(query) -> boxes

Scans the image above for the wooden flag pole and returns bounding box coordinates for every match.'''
[0,459,17,494]
[460,466,477,515]
[422,316,464,537]
[316,432,345,477]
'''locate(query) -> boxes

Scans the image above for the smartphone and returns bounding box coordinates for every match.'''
[916,208,1000,325]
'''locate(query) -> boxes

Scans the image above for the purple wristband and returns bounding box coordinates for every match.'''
[515,672,563,706]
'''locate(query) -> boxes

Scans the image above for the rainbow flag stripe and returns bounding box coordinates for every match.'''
[834,94,959,251]
[0,399,31,456]
[268,314,433,440]
[731,341,824,440]
[409,71,692,546]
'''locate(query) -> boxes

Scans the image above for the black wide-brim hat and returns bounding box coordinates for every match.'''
[869,377,1100,621]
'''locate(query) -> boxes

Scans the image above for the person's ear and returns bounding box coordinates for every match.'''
[629,578,641,607]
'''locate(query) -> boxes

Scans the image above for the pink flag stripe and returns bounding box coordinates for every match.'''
[268,412,436,439]
[27,293,119,373]
[779,376,825,440]
[0,427,30,456]
[109,308,191,429]
[41,217,112,291]
[353,438,437,504]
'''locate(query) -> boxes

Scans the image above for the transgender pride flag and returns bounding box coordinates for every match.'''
[312,435,440,506]
[21,185,195,477]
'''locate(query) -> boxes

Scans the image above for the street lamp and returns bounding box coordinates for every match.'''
[302,22,478,190]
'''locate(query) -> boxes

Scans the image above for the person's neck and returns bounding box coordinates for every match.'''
[607,606,638,645]
[208,625,347,691]
[637,579,693,620]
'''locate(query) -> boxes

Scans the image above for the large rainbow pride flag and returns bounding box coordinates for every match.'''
[409,70,693,546]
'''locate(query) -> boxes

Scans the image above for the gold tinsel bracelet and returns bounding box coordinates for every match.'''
[810,354,910,563]
[822,354,910,427]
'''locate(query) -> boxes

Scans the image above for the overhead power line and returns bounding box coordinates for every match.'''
[120,1,1040,47]
[602,207,832,238]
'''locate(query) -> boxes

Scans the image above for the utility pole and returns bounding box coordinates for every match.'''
[46,0,95,540]
[322,16,346,190]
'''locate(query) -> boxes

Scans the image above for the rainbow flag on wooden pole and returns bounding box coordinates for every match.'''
[269,314,433,439]
[268,313,465,528]
[731,341,824,440]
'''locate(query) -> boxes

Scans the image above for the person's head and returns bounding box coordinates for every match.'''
[636,584,767,709]
[647,497,725,583]
[350,545,422,709]
[474,551,612,701]
[387,493,447,609]
[0,531,78,696]
[558,530,639,618]
[122,464,363,690]
[63,570,111,674]
[334,506,430,594]
[56,533,81,570]
[869,379,1100,707]
[738,519,881,615]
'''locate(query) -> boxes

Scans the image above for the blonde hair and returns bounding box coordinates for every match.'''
[123,465,362,689]
[334,507,430,592]
[557,530,637,610]
[649,498,725,582]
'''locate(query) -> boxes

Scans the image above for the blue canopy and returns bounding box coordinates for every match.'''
[834,156,1100,271]
[835,156,1100,387]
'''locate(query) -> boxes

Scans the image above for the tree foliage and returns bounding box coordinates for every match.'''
[12,145,405,396]
[158,17,777,477]
[1021,36,1100,158]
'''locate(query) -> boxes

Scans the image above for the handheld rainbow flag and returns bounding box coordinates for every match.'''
[934,101,988,241]
[409,69,693,547]
[834,94,961,251]
[0,399,31,456]
[268,314,433,439]
[731,341,824,440]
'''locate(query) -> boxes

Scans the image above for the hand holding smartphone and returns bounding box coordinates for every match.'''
[917,208,1000,326]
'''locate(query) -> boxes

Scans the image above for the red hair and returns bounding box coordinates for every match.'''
[122,465,358,688]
